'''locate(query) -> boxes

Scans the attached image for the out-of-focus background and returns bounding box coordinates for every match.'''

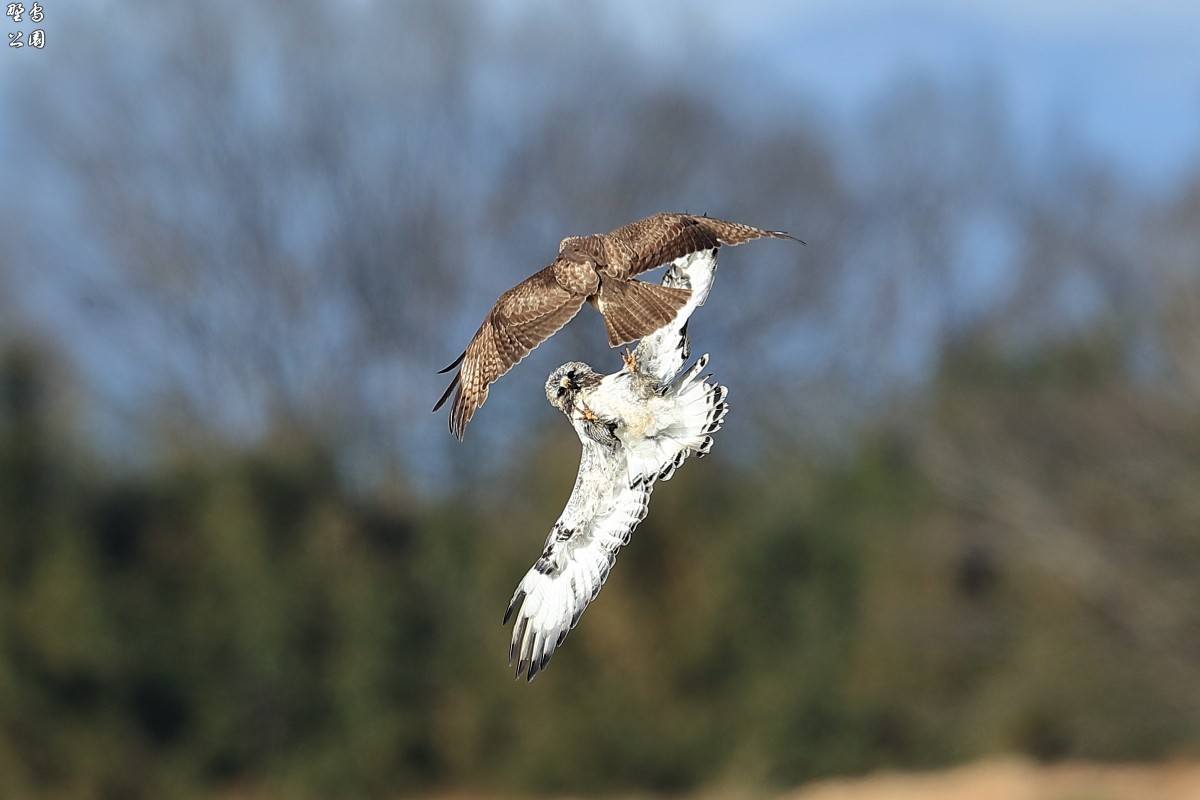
[3,1,1200,798]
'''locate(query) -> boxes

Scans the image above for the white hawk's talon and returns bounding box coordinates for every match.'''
[579,401,599,422]
[622,347,637,372]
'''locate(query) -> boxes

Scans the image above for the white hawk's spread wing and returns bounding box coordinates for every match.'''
[503,441,652,681]
[616,354,729,489]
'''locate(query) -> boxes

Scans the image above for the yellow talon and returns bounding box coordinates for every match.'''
[579,401,599,422]
[622,347,637,372]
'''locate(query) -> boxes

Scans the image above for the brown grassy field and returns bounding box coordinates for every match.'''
[411,759,1200,800]
[784,758,1200,800]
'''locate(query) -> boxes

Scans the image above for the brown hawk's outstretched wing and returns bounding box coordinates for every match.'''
[603,212,801,279]
[433,266,587,440]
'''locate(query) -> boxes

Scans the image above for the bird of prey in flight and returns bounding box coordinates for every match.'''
[503,249,730,680]
[433,213,798,439]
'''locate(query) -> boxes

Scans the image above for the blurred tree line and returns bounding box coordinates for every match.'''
[2,328,1199,800]
[2,0,1200,797]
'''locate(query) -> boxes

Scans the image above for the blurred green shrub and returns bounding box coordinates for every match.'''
[0,338,1197,799]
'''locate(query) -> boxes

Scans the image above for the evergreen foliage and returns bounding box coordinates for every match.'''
[1,340,1197,798]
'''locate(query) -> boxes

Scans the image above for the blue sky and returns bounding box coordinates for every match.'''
[5,0,1197,185]
[1,0,1197,477]
[487,0,1200,186]
[753,0,1200,184]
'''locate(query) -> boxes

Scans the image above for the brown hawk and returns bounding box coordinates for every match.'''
[432,212,798,439]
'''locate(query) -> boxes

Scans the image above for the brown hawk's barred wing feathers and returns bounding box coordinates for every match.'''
[432,267,587,440]
[602,212,803,279]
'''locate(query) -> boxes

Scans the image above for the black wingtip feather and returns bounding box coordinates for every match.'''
[437,351,466,374]
[503,590,524,625]
[449,397,469,440]
[511,617,528,665]
[431,373,460,413]
[768,230,806,246]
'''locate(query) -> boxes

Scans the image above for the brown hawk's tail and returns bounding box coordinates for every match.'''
[597,279,691,347]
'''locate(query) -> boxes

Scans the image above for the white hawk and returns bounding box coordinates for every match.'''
[503,249,730,680]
